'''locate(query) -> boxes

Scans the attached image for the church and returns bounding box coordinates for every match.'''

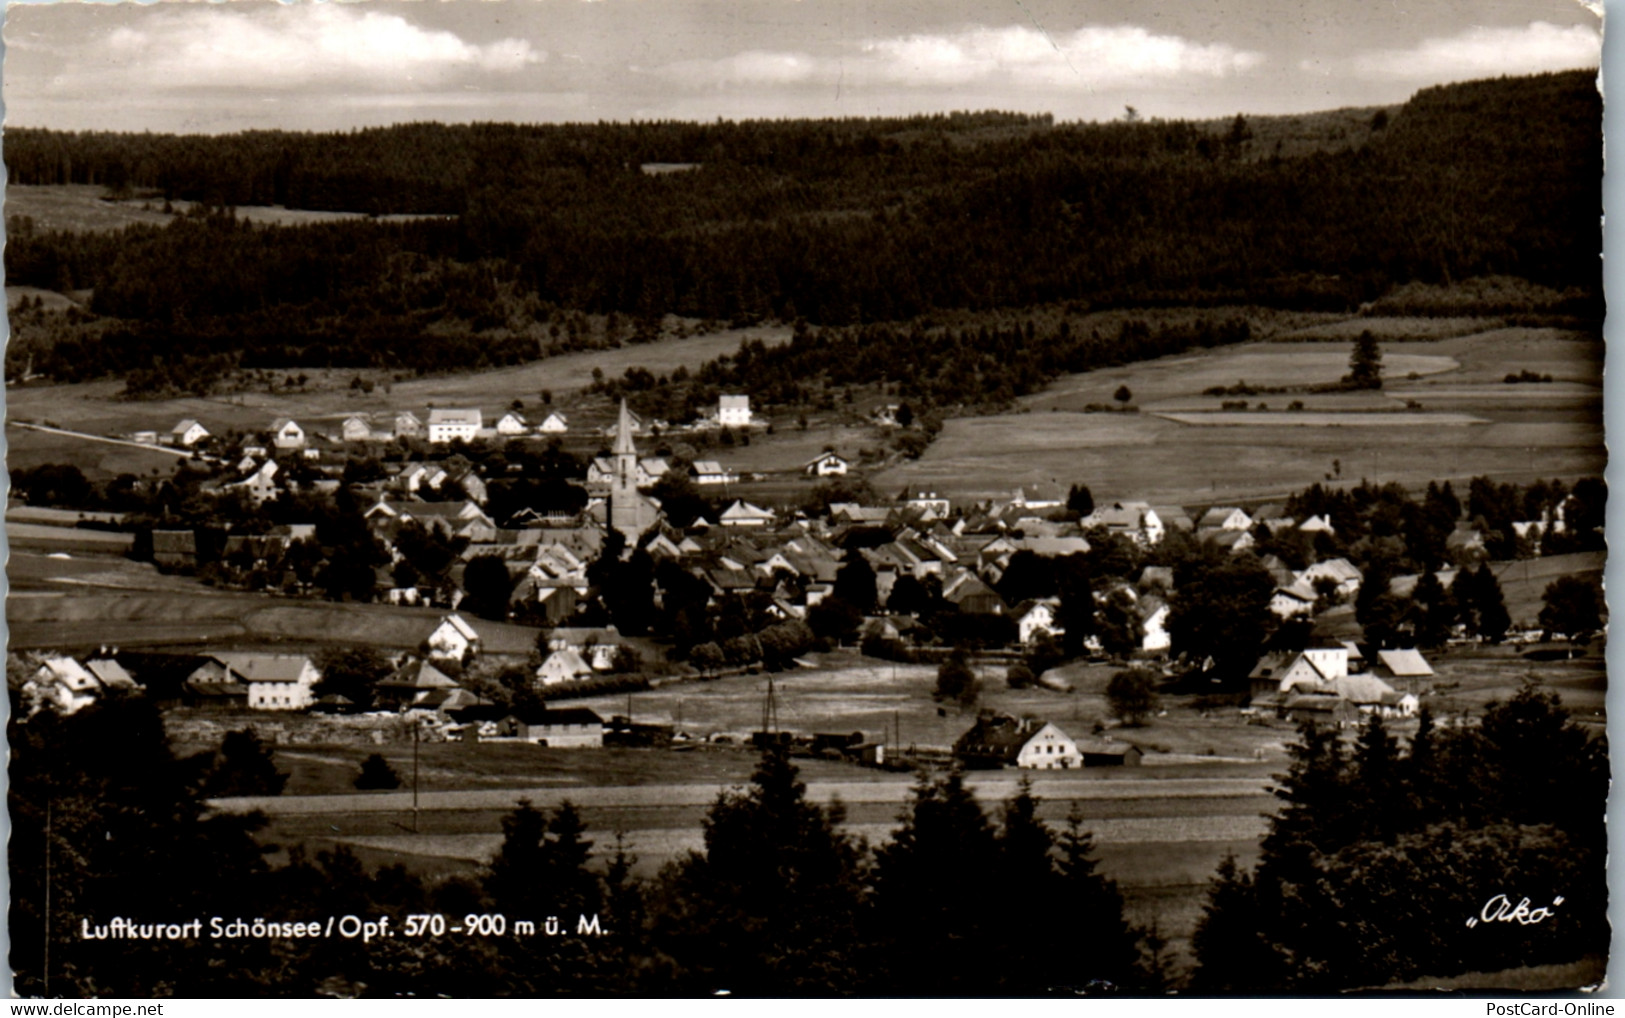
[608,399,661,541]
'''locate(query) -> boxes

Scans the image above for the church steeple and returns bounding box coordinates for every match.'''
[613,398,637,457]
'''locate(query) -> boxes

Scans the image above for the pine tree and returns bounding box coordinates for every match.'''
[869,765,1001,993]
[649,747,865,994]
[354,752,401,790]
[1473,564,1511,643]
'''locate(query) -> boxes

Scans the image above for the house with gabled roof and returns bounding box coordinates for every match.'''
[496,411,529,436]
[394,411,423,439]
[690,460,736,485]
[538,411,569,434]
[1085,501,1165,546]
[427,408,482,444]
[209,652,319,711]
[1013,600,1063,645]
[806,451,850,476]
[720,500,774,527]
[375,659,460,710]
[270,418,306,450]
[171,419,210,447]
[955,715,1082,770]
[1270,581,1318,618]
[338,415,371,443]
[1138,595,1171,653]
[1197,506,1252,531]
[1297,558,1363,598]
[535,648,594,686]
[426,614,481,663]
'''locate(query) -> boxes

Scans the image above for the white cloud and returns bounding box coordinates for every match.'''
[862,25,1263,88]
[648,23,1261,92]
[51,5,542,94]
[1348,21,1599,81]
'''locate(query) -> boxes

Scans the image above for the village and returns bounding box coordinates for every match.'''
[11,381,1605,781]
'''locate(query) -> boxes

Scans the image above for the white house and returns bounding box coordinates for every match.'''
[538,411,569,434]
[1013,601,1062,645]
[805,451,850,476]
[426,613,481,662]
[690,460,736,485]
[718,394,752,427]
[1270,581,1318,618]
[1297,558,1363,599]
[212,653,319,711]
[1139,596,1172,653]
[535,648,594,686]
[1085,502,1166,546]
[341,415,373,442]
[232,460,280,504]
[1197,506,1252,531]
[720,500,774,526]
[496,412,528,436]
[395,411,423,440]
[25,656,111,714]
[271,418,306,450]
[171,419,210,447]
[956,716,1083,770]
[428,408,483,444]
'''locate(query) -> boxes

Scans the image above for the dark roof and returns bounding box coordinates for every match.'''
[507,707,604,727]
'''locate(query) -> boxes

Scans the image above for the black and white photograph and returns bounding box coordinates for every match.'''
[1,0,1610,998]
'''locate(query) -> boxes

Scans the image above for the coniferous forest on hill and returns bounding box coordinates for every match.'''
[2,71,1602,391]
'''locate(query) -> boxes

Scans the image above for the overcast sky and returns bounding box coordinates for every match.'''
[1,0,1603,134]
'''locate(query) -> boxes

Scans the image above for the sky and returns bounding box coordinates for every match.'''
[0,0,1604,134]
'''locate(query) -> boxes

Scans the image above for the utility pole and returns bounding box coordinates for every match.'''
[44,795,51,997]
[412,717,420,834]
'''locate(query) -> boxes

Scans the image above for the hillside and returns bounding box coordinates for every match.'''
[2,71,1600,395]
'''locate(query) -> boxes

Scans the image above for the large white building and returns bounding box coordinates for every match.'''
[427,408,482,444]
[718,394,752,427]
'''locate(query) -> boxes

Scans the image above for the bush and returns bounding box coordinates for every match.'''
[1006,663,1035,690]
[355,753,402,790]
[1106,668,1160,727]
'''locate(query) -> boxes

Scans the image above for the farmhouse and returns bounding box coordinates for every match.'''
[1270,581,1317,618]
[426,613,481,663]
[535,648,594,686]
[209,653,319,711]
[375,659,460,710]
[394,411,423,439]
[1138,596,1171,653]
[538,411,569,433]
[270,418,306,450]
[1013,600,1062,645]
[954,715,1082,770]
[718,394,752,427]
[428,408,483,444]
[341,415,373,442]
[496,412,528,436]
[1297,558,1363,598]
[230,460,280,504]
[806,451,850,476]
[501,707,605,748]
[1197,506,1252,531]
[171,419,210,447]
[24,655,131,715]
[1085,502,1165,546]
[690,460,736,485]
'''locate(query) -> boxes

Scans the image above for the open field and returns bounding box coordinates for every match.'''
[1153,411,1488,427]
[878,325,1602,504]
[4,324,793,445]
[5,184,450,232]
[5,566,546,655]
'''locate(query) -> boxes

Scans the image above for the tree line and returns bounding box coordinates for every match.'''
[3,72,1600,388]
[1192,689,1607,990]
